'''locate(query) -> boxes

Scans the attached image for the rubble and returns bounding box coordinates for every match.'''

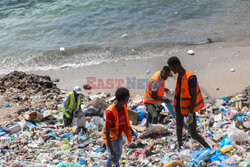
[0,71,63,125]
[0,71,249,166]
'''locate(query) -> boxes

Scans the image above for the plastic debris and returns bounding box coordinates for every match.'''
[79,158,87,165]
[230,68,235,72]
[4,103,10,107]
[187,50,195,55]
[121,33,128,38]
[146,68,151,75]
[59,47,65,51]
[0,71,249,167]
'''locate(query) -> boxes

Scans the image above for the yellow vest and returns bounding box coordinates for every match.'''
[62,91,81,118]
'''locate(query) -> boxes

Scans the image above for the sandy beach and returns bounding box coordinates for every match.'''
[33,37,250,99]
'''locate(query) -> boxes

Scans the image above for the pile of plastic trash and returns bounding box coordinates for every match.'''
[0,83,249,166]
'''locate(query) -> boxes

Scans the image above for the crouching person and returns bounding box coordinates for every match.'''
[62,86,87,134]
[62,86,83,127]
[102,87,134,167]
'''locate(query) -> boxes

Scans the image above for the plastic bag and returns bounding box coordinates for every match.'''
[162,100,176,118]
[227,122,249,146]
[217,165,235,167]
[210,149,228,163]
[79,158,87,165]
[90,116,104,127]
[93,147,105,153]
[219,136,232,147]
[160,154,171,164]
[137,118,147,127]
[179,149,192,161]
[222,155,242,165]
[188,149,213,167]
[135,108,146,121]
[72,110,86,127]
[6,120,26,134]
[239,161,249,167]
[55,163,81,167]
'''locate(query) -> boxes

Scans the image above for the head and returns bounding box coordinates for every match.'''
[73,86,82,97]
[160,65,171,80]
[167,56,182,74]
[115,87,130,105]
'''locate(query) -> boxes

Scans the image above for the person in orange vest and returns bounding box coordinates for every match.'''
[167,56,210,149]
[102,87,135,167]
[143,66,171,126]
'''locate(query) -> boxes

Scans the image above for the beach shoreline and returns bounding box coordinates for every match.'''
[25,37,250,99]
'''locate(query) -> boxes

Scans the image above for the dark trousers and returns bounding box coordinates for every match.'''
[145,103,162,126]
[63,115,73,127]
[176,110,210,148]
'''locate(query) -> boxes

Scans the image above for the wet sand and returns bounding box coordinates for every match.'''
[32,38,250,99]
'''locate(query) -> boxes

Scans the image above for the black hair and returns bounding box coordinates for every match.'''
[115,87,130,102]
[162,65,170,72]
[167,56,181,66]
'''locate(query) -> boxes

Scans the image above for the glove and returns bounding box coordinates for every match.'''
[186,113,193,124]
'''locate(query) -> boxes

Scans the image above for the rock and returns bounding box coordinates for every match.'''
[83,84,92,90]
[207,38,212,43]
[0,71,57,93]
[53,79,60,82]
[16,108,29,115]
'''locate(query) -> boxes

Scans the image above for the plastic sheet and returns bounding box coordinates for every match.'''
[227,122,249,146]
[219,136,232,147]
[55,163,82,167]
[135,108,146,121]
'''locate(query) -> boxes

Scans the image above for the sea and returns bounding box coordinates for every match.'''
[0,0,250,75]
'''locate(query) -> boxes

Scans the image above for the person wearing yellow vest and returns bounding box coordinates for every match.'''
[167,56,210,149]
[62,86,83,127]
[143,66,171,126]
[102,87,135,167]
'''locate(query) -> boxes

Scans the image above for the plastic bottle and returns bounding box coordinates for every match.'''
[79,158,87,165]
[220,145,233,154]
[89,132,96,138]
[126,149,133,156]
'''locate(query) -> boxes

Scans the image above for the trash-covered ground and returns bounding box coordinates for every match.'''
[0,71,62,125]
[0,72,249,167]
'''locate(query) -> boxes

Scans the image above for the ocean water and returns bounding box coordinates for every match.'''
[0,0,250,74]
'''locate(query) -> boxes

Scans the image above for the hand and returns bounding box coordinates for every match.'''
[129,127,137,138]
[132,130,138,138]
[163,98,170,103]
[186,113,193,124]
[164,88,170,93]
[111,151,117,163]
[70,112,73,118]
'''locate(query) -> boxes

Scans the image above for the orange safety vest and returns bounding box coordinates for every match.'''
[173,69,205,115]
[143,71,165,103]
[102,103,132,145]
